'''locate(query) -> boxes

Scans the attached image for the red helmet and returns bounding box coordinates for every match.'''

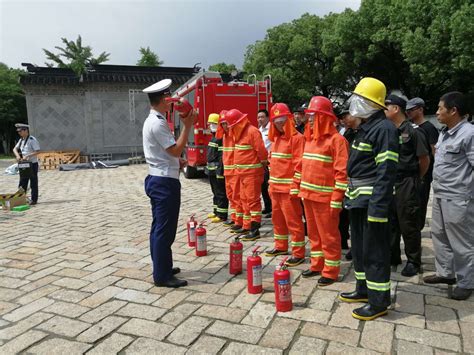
[270,103,292,122]
[219,110,228,124]
[305,96,336,119]
[225,109,247,127]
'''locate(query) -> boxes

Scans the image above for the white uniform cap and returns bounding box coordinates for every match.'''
[143,79,172,94]
[15,123,30,129]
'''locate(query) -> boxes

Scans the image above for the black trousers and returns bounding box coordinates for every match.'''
[209,174,229,219]
[390,176,422,267]
[19,162,39,203]
[418,177,431,231]
[339,207,350,248]
[350,208,391,308]
[261,167,272,212]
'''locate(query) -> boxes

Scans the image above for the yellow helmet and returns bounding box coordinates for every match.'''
[207,113,219,124]
[353,77,387,108]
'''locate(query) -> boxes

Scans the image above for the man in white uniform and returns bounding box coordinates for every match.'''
[257,109,272,217]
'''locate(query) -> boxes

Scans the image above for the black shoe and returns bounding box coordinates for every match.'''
[172,267,181,275]
[352,303,388,321]
[233,228,250,235]
[223,220,235,227]
[301,269,320,278]
[230,224,242,231]
[423,275,456,285]
[29,201,37,206]
[264,213,272,219]
[391,258,402,266]
[318,277,336,286]
[338,291,368,303]
[451,287,472,301]
[154,276,188,288]
[401,263,420,277]
[345,249,352,261]
[285,257,305,267]
[241,230,260,241]
[265,248,288,257]
[262,208,271,215]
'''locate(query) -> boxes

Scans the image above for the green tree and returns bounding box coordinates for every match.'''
[43,35,110,76]
[0,63,27,154]
[137,47,163,66]
[208,62,237,74]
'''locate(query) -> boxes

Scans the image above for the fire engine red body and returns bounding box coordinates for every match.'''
[274,258,293,312]
[187,215,197,247]
[195,224,207,257]
[229,237,243,275]
[247,246,263,294]
[169,71,272,178]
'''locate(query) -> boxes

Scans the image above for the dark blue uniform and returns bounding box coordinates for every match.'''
[207,136,228,220]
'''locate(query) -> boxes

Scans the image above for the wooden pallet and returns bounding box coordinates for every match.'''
[37,150,81,170]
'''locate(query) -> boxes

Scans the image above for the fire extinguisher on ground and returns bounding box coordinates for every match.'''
[247,246,263,294]
[195,222,207,257]
[187,214,197,247]
[274,257,293,312]
[229,236,243,275]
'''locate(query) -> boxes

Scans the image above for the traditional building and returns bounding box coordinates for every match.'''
[20,64,196,158]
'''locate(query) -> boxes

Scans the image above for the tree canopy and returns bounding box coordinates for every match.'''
[43,35,110,76]
[208,62,237,74]
[243,0,474,112]
[137,47,163,66]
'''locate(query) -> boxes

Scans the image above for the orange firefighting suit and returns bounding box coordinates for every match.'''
[295,115,349,279]
[232,117,268,230]
[268,117,306,258]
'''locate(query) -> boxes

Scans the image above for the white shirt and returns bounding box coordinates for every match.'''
[14,136,40,163]
[259,122,271,152]
[142,109,180,179]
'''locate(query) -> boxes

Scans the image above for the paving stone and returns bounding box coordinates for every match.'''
[195,304,247,322]
[395,324,461,352]
[460,322,474,354]
[79,286,124,308]
[425,295,474,322]
[222,342,282,354]
[425,305,460,334]
[218,278,247,295]
[300,322,360,347]
[82,267,118,282]
[308,289,338,311]
[0,312,53,340]
[167,315,212,346]
[26,338,92,355]
[77,315,128,343]
[124,337,187,354]
[376,310,426,328]
[160,303,202,326]
[52,277,90,289]
[396,340,434,354]
[80,300,126,323]
[259,317,300,349]
[207,320,265,344]
[54,267,91,279]
[229,290,262,310]
[80,275,121,293]
[395,291,425,315]
[186,335,226,354]
[25,266,62,281]
[37,315,90,337]
[119,318,174,340]
[328,302,360,329]
[289,336,326,354]
[326,341,380,354]
[0,301,18,316]
[278,306,331,324]
[43,301,90,318]
[0,330,47,354]
[49,289,91,303]
[87,333,134,354]
[360,320,394,353]
[114,289,160,304]
[0,276,30,289]
[241,301,276,328]
[115,277,153,291]
[115,303,166,321]
[0,288,24,302]
[186,292,234,306]
[152,290,191,309]
[3,297,54,322]
[17,285,60,305]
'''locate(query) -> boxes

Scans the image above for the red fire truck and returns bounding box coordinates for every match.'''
[169,71,272,178]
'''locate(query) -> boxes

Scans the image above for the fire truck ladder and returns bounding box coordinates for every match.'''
[249,74,272,112]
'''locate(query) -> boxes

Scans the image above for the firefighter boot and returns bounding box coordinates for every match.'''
[338,291,368,303]
[223,220,235,227]
[241,222,261,241]
[318,277,336,286]
[265,249,289,257]
[230,224,243,232]
[208,212,216,219]
[302,270,321,278]
[352,303,388,321]
[285,257,305,267]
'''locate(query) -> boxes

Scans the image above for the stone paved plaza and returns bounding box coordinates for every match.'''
[0,163,472,354]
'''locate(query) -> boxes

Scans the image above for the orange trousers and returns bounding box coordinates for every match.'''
[225,175,243,226]
[271,192,306,258]
[239,174,263,230]
[303,199,341,280]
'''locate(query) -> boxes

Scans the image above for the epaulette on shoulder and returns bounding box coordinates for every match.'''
[411,123,419,129]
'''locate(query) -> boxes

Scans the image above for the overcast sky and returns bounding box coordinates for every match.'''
[0,0,360,70]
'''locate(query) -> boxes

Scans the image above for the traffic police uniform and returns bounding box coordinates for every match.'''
[142,79,181,284]
[388,107,429,272]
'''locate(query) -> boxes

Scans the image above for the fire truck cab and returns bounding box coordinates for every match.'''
[169,71,272,178]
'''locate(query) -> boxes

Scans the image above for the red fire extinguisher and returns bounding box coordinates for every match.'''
[229,236,243,275]
[187,214,197,247]
[247,246,263,294]
[274,257,292,312]
[195,223,207,257]
[165,97,193,116]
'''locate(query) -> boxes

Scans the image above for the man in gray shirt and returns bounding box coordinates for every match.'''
[423,91,474,300]
[142,79,196,288]
[13,123,41,205]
